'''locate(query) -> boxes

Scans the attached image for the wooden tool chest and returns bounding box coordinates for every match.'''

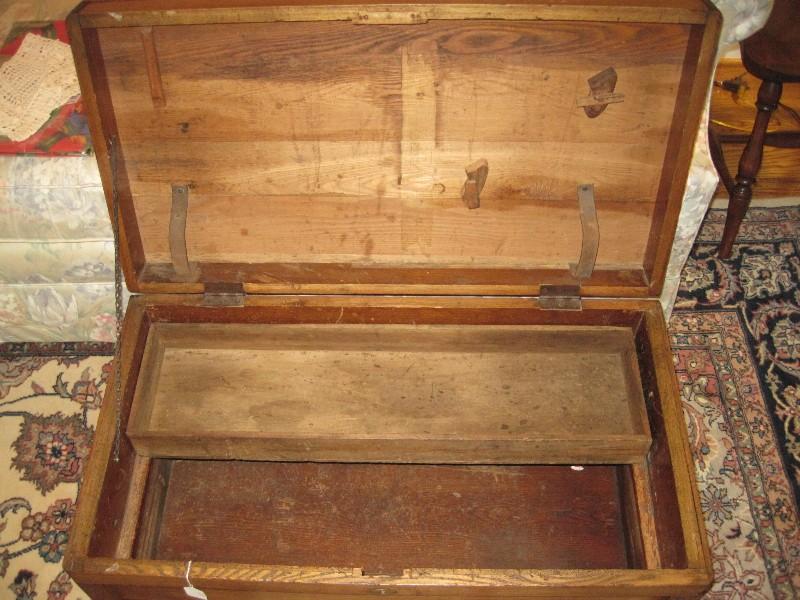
[65,0,721,597]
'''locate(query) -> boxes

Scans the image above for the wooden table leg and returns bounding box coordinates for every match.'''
[718,78,783,258]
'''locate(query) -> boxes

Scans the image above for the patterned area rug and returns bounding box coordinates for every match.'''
[0,208,799,599]
[672,207,800,599]
[0,343,111,600]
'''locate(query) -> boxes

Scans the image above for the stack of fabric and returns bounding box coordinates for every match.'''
[0,155,114,341]
[0,24,114,342]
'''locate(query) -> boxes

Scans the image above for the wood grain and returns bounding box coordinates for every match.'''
[146,461,637,571]
[67,15,146,289]
[78,0,713,29]
[67,0,718,595]
[642,17,720,296]
[63,298,149,565]
[127,322,650,463]
[83,15,706,293]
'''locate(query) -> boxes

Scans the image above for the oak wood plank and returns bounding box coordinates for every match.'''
[63,297,148,563]
[85,17,704,293]
[642,15,721,295]
[79,0,711,29]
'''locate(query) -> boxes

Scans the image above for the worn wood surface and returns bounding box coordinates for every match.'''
[67,16,145,288]
[69,0,720,296]
[642,22,714,290]
[78,0,713,28]
[64,296,709,600]
[636,306,711,574]
[127,322,649,463]
[146,461,636,571]
[99,20,686,271]
[66,0,718,595]
[63,299,149,567]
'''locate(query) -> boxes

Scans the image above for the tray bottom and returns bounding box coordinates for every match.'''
[137,460,642,573]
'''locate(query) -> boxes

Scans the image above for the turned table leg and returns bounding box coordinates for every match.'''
[718,79,783,259]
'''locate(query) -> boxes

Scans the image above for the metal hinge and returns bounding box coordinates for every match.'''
[539,284,582,311]
[202,282,246,307]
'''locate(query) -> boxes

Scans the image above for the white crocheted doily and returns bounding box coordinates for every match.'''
[0,33,80,142]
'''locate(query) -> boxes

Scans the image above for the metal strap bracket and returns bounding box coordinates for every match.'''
[539,183,599,311]
[169,183,198,280]
[570,183,599,281]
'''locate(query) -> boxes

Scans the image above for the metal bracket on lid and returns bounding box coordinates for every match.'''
[170,183,199,281]
[539,183,599,311]
[539,284,583,311]
[570,183,599,281]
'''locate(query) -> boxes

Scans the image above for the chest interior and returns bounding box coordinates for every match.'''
[67,2,720,597]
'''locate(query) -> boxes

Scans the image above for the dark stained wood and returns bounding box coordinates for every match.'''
[132,460,173,559]
[143,299,647,328]
[139,262,652,297]
[710,60,800,199]
[740,0,800,84]
[145,461,639,572]
[708,125,734,194]
[619,464,646,569]
[714,0,800,258]
[634,316,688,569]
[642,20,719,294]
[67,17,146,288]
[712,60,800,134]
[85,308,152,560]
[714,141,800,198]
[718,79,783,258]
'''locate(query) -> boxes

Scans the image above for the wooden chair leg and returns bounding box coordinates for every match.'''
[718,79,782,258]
[708,126,734,195]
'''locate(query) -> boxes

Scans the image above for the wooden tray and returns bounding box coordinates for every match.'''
[65,295,712,599]
[127,321,649,463]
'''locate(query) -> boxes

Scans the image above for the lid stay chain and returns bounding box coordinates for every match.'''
[109,136,124,463]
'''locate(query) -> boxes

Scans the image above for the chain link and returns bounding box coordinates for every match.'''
[109,137,124,463]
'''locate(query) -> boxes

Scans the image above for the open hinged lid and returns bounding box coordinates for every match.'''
[69,0,720,297]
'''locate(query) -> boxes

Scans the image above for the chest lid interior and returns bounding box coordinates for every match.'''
[69,0,720,297]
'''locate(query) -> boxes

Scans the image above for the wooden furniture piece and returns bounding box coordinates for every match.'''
[712,0,800,258]
[65,0,721,598]
[709,59,800,200]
